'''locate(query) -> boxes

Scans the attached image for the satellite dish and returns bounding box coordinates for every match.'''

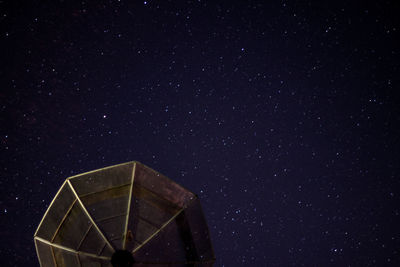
[34,161,215,266]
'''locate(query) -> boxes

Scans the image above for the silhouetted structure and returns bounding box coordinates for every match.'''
[111,250,135,267]
[34,161,215,266]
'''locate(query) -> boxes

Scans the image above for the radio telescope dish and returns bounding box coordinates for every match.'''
[34,161,215,266]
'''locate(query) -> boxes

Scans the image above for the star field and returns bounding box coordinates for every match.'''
[1,0,399,266]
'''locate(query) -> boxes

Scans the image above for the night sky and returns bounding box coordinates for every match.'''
[1,0,400,266]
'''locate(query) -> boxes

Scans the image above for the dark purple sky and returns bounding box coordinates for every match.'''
[1,0,399,266]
